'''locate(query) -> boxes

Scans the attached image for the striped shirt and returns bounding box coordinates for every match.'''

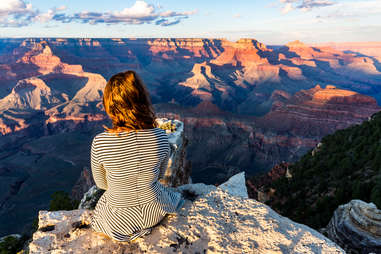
[90,128,182,241]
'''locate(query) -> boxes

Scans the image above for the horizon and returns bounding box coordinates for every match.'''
[1,37,380,46]
[0,0,380,44]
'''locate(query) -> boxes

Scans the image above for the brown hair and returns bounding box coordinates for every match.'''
[102,70,157,133]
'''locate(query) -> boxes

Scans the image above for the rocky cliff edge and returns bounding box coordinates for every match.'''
[29,172,343,253]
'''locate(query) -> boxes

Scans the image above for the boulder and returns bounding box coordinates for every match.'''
[325,199,381,253]
[218,171,248,198]
[78,186,105,210]
[29,173,344,254]
[156,118,191,187]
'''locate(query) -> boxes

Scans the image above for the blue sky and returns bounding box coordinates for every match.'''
[0,0,380,44]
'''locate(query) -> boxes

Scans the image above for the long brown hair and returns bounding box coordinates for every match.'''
[102,70,157,133]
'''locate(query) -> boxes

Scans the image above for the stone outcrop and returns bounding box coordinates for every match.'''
[156,119,191,187]
[71,167,95,201]
[259,85,380,137]
[0,42,107,135]
[314,42,381,63]
[29,173,344,254]
[218,171,248,198]
[324,199,381,253]
[77,186,105,210]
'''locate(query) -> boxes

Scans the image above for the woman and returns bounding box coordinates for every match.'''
[90,70,184,242]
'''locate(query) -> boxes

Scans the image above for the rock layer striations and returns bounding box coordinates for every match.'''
[325,199,381,253]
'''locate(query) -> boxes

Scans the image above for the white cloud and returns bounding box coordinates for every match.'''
[316,0,381,19]
[0,0,67,27]
[116,1,155,19]
[55,6,67,12]
[281,3,294,14]
[52,1,196,26]
[0,0,31,14]
[0,0,36,27]
[0,0,195,27]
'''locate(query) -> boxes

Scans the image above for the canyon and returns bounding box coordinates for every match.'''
[0,38,380,236]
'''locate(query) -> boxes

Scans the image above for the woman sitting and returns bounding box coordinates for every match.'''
[90,70,184,242]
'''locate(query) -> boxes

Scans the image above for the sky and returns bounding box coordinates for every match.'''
[0,0,380,44]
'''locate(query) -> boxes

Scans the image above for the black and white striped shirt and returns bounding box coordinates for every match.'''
[90,128,182,241]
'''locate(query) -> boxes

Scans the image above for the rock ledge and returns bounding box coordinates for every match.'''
[29,174,343,254]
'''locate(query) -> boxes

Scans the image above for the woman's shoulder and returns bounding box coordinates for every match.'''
[136,127,166,135]
[93,128,166,140]
[92,131,131,143]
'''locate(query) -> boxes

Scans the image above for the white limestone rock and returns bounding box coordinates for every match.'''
[218,171,248,198]
[30,176,344,253]
[177,183,216,197]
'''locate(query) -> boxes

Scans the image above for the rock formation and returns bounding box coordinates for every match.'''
[29,173,344,254]
[314,42,381,62]
[218,171,248,198]
[324,199,381,253]
[246,162,290,202]
[71,167,96,202]
[156,119,191,187]
[0,42,107,135]
[259,85,380,137]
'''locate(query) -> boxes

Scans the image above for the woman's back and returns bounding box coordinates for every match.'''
[91,128,170,207]
[91,128,182,241]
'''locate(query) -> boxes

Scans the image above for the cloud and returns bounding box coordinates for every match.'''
[0,0,195,27]
[0,0,67,27]
[315,1,381,20]
[279,0,298,3]
[297,0,335,11]
[155,18,181,26]
[34,6,67,23]
[51,1,196,26]
[278,0,335,14]
[0,0,31,15]
[0,0,35,27]
[281,3,294,14]
[54,6,67,12]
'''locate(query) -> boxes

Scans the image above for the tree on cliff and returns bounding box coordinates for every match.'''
[49,191,79,211]
[268,111,381,229]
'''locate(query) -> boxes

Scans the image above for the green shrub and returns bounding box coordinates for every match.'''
[0,236,23,254]
[49,191,79,211]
